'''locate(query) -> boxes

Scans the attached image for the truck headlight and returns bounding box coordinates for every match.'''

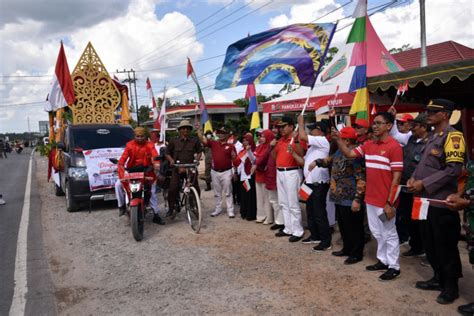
[68,167,88,179]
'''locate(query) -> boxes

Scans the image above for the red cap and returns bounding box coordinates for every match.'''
[340,127,357,140]
[397,114,414,122]
[354,118,369,128]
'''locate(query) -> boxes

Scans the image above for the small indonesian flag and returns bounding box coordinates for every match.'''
[388,185,402,206]
[299,183,313,201]
[397,81,409,96]
[371,104,377,115]
[243,179,251,192]
[412,197,429,220]
[233,149,248,167]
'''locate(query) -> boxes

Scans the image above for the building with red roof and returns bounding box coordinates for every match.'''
[391,41,474,69]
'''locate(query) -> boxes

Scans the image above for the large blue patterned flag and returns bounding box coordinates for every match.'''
[215,23,337,90]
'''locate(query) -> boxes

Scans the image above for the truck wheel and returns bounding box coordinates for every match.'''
[65,181,80,212]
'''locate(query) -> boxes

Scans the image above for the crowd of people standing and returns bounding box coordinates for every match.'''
[115,98,472,313]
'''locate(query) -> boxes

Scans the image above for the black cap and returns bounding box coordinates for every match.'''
[276,116,294,127]
[426,99,456,112]
[307,121,328,133]
[215,127,228,134]
[413,113,427,124]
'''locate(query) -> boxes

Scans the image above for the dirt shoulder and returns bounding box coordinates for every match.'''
[36,155,473,315]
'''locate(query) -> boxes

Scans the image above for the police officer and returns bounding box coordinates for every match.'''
[445,160,474,315]
[408,99,466,304]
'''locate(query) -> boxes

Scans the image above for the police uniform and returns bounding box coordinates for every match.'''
[411,99,466,301]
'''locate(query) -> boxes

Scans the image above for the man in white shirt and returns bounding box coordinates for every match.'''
[297,115,331,250]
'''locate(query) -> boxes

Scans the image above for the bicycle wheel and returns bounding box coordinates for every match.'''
[185,187,202,233]
[131,205,144,241]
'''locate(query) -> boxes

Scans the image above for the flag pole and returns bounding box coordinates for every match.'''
[291,86,314,145]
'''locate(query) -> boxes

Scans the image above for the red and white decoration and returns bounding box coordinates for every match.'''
[45,42,75,112]
[411,197,429,220]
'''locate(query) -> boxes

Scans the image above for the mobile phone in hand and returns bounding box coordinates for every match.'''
[378,212,388,222]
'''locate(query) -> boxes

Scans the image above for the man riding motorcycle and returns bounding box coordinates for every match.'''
[114,127,164,224]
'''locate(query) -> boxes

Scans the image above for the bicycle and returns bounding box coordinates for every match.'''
[173,161,202,233]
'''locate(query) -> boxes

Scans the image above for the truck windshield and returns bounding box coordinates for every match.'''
[71,127,134,150]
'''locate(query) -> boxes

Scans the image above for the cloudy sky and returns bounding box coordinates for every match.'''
[0,0,472,133]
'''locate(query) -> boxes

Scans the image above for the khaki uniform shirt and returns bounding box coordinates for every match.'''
[412,125,465,202]
[166,136,202,164]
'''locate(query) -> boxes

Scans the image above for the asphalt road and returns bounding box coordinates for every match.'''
[0,148,56,316]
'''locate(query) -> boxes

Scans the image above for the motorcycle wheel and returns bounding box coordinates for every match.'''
[131,205,144,241]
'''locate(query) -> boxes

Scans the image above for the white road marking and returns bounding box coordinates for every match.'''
[9,150,34,316]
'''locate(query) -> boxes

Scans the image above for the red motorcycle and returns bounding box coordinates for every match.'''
[111,159,157,241]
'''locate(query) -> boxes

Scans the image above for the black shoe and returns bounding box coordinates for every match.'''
[275,231,291,237]
[302,237,320,244]
[270,224,284,231]
[344,256,363,265]
[152,214,165,225]
[331,250,349,257]
[379,268,400,281]
[402,249,425,258]
[366,260,389,272]
[165,209,175,217]
[119,206,126,216]
[312,243,332,252]
[457,302,474,315]
[289,235,303,242]
[415,276,442,291]
[436,288,459,305]
[205,184,212,191]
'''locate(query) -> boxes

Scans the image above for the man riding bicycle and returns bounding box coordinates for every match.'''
[114,127,164,225]
[165,120,202,218]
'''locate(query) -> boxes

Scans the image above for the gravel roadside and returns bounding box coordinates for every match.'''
[36,154,473,315]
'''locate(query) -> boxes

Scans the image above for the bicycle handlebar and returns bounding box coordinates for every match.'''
[174,163,198,168]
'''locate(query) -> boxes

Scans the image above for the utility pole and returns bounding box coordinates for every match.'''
[27,116,30,132]
[419,0,428,67]
[116,69,140,125]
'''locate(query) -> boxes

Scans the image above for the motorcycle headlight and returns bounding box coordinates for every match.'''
[129,182,141,193]
[68,167,88,179]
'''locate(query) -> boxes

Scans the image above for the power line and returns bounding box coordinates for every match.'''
[137,1,272,68]
[130,0,243,68]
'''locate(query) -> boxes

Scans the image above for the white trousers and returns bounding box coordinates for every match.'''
[255,182,269,222]
[277,169,303,237]
[211,169,234,216]
[114,180,159,214]
[267,188,283,225]
[366,204,400,270]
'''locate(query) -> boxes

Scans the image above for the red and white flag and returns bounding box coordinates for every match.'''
[243,179,251,192]
[388,184,402,206]
[412,197,429,220]
[370,104,377,115]
[299,183,313,202]
[397,81,409,96]
[45,42,75,112]
[146,77,158,120]
[158,87,167,142]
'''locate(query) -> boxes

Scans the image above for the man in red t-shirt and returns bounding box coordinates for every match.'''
[333,112,403,282]
[273,116,306,242]
[115,127,163,224]
[198,127,237,218]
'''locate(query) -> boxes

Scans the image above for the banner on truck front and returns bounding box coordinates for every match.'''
[83,147,124,191]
